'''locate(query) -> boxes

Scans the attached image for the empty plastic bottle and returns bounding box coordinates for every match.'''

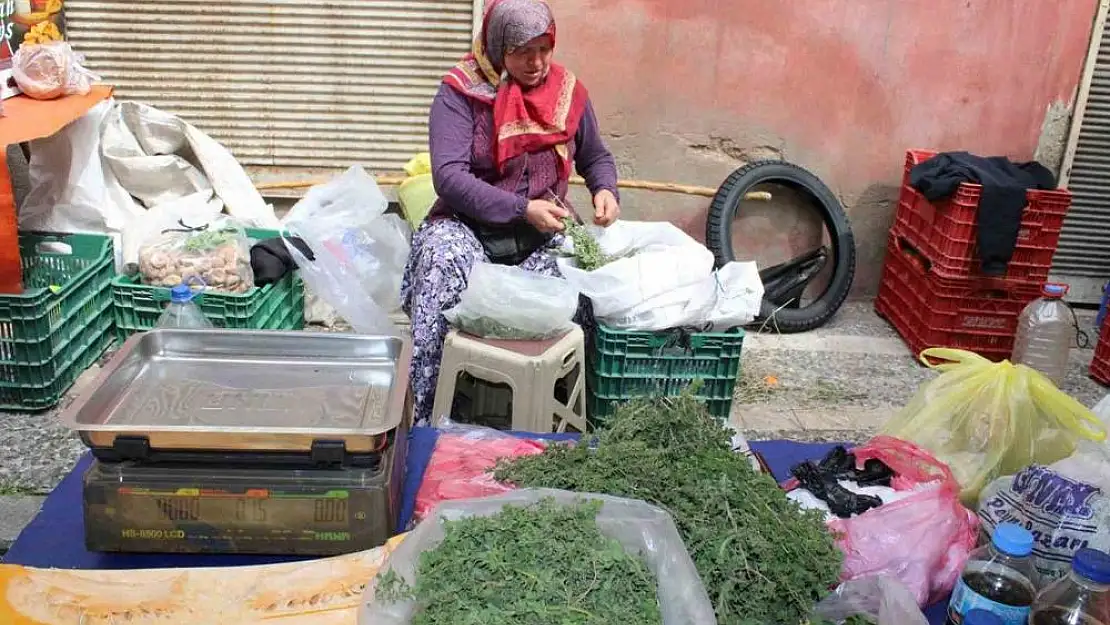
[1029,548,1110,625]
[1013,283,1072,386]
[156,284,213,329]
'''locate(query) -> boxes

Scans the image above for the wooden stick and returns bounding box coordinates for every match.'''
[255,174,773,201]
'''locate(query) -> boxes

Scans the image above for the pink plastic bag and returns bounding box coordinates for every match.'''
[413,422,549,521]
[793,436,979,607]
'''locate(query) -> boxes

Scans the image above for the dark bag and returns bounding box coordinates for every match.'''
[458,216,551,266]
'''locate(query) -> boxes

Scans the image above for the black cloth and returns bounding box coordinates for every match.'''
[909,151,1057,275]
[250,237,313,286]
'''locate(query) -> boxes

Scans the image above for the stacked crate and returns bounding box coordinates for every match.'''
[0,232,116,410]
[875,150,1072,361]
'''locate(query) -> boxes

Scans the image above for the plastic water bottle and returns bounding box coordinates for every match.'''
[1013,283,1072,386]
[947,523,1037,625]
[156,284,213,329]
[1029,548,1110,625]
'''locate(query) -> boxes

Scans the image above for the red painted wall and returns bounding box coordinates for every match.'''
[554,0,1098,295]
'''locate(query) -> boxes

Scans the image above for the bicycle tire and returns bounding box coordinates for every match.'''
[706,160,857,333]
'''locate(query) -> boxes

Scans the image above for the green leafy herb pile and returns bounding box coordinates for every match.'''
[450,314,556,340]
[562,217,611,271]
[376,498,663,625]
[494,394,844,625]
[182,227,242,252]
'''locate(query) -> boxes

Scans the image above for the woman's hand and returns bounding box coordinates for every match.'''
[592,189,620,227]
[525,199,569,233]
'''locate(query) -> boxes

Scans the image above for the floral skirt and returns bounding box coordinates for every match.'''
[400,218,564,425]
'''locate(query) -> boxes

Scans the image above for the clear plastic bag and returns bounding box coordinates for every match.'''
[814,576,930,625]
[443,263,578,340]
[137,219,254,293]
[881,348,1106,504]
[412,417,548,523]
[281,166,410,336]
[359,488,717,625]
[13,42,99,100]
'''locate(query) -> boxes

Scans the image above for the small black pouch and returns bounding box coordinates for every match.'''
[458,216,551,266]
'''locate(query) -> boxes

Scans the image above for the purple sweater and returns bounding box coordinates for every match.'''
[427,84,619,225]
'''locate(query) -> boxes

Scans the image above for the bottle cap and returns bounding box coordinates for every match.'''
[169,284,194,303]
[991,523,1034,557]
[1042,283,1069,298]
[963,609,1004,625]
[1073,548,1110,584]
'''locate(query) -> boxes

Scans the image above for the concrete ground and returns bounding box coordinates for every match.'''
[0,300,1106,553]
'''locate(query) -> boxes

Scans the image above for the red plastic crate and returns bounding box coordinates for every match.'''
[894,149,1071,284]
[1091,316,1110,386]
[875,237,1041,362]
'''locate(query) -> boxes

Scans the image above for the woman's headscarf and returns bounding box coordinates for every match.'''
[444,0,588,178]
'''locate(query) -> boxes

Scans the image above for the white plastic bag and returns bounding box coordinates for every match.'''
[19,99,278,268]
[12,42,98,100]
[602,261,764,331]
[281,166,410,335]
[444,263,578,339]
[557,220,715,319]
[977,393,1110,584]
[359,488,716,625]
[814,577,929,625]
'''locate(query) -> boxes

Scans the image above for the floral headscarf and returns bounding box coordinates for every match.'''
[443,0,588,177]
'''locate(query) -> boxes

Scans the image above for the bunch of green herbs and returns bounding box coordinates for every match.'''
[494,393,844,625]
[562,217,611,271]
[376,498,662,625]
[182,227,242,252]
[451,314,555,340]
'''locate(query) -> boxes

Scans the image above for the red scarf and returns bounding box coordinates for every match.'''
[443,0,588,178]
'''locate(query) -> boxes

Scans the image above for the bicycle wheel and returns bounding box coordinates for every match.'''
[706,160,857,333]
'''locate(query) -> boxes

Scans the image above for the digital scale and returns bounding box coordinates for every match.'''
[61,329,413,556]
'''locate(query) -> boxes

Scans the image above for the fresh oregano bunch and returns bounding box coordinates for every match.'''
[376,498,662,625]
[495,393,844,625]
[562,217,611,271]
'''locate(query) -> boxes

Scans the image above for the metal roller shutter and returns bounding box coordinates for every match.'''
[1056,5,1110,302]
[65,0,477,174]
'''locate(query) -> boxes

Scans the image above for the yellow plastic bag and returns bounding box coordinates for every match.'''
[399,152,437,230]
[880,348,1106,505]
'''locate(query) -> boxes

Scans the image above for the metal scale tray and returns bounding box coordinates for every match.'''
[61,329,412,467]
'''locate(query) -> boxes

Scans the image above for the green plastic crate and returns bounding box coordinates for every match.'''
[0,232,114,366]
[0,312,115,411]
[587,324,745,423]
[112,229,305,340]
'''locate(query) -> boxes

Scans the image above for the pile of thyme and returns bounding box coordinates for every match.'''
[494,393,844,625]
[562,217,611,271]
[376,498,663,625]
[450,314,551,340]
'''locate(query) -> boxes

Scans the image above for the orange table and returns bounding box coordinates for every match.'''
[0,85,113,293]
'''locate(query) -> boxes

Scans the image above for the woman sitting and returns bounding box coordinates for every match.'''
[401,0,620,424]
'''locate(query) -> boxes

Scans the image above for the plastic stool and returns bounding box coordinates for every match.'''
[432,325,587,433]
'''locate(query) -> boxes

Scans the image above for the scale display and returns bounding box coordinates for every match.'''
[83,454,399,556]
[114,487,355,542]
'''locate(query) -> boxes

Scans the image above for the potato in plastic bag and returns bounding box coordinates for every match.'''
[13,42,98,101]
[138,220,254,293]
[881,348,1106,505]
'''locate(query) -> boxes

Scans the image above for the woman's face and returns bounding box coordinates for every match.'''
[504,34,553,88]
